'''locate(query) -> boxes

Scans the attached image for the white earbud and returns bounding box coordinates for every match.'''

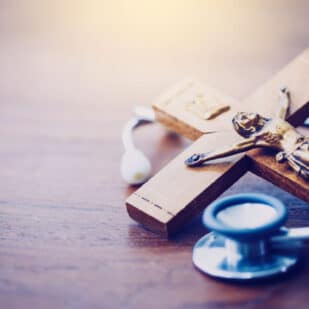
[121,106,155,185]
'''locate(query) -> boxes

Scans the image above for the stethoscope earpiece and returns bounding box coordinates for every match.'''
[121,148,152,185]
[121,106,155,185]
[193,193,307,280]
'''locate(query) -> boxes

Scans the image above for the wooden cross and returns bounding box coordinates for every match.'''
[126,49,309,237]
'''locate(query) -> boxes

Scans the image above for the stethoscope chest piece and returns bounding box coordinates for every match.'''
[192,193,304,280]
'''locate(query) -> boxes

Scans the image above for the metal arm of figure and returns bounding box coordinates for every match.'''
[185,137,258,167]
[278,87,290,120]
[185,88,309,180]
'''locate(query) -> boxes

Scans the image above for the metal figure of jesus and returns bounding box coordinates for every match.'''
[185,88,309,179]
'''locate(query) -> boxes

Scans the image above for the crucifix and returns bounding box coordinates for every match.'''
[126,49,309,237]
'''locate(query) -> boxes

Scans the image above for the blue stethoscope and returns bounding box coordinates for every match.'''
[193,193,309,280]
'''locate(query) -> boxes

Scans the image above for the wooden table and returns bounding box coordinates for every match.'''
[1,1,309,308]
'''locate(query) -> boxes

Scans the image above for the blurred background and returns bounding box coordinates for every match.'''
[1,0,309,116]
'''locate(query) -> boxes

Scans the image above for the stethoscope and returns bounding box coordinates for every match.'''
[193,193,309,280]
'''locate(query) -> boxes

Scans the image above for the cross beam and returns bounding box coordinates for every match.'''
[126,49,309,237]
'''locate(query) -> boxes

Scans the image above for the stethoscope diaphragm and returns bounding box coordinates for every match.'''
[193,193,306,280]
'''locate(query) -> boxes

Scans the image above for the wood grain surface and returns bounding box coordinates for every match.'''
[1,1,309,308]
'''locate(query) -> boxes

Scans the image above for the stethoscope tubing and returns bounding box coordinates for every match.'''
[122,106,155,151]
